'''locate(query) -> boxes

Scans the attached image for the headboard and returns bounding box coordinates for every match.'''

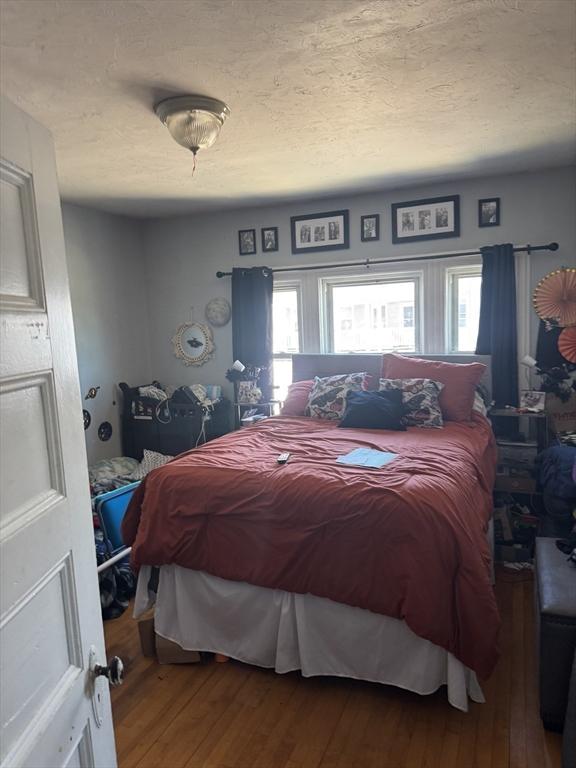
[291,353,492,400]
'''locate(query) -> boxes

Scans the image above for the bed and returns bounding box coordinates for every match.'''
[125,353,499,711]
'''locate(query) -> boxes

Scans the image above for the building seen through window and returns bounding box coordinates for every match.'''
[331,280,417,353]
[452,273,481,352]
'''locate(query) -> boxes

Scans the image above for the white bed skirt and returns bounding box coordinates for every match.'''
[134,564,484,712]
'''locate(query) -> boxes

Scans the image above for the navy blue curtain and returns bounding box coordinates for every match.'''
[475,243,518,407]
[232,266,273,398]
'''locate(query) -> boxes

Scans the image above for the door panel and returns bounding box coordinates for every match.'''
[0,97,116,767]
[0,555,82,763]
[0,373,65,536]
[0,160,45,311]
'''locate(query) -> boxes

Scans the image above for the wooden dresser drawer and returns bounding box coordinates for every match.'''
[494,475,537,494]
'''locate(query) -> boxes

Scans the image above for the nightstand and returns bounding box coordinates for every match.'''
[489,408,553,495]
[234,401,281,427]
[489,408,556,562]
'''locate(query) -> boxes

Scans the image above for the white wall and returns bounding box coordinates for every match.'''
[141,166,576,396]
[63,204,152,464]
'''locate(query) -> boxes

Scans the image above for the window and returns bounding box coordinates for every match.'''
[448,269,482,352]
[269,258,481,384]
[325,276,420,353]
[272,285,301,400]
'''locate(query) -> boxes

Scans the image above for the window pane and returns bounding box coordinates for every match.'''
[273,289,300,353]
[272,358,293,401]
[454,274,481,351]
[273,288,300,402]
[331,281,416,353]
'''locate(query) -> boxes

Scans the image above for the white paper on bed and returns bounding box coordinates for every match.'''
[134,565,484,712]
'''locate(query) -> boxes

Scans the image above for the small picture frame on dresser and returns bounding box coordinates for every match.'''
[519,390,546,413]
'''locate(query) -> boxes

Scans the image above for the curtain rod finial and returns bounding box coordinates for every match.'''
[549,242,559,251]
[216,271,225,278]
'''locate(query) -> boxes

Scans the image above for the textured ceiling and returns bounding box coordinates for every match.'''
[1,0,575,217]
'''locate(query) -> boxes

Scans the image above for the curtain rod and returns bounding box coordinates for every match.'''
[216,241,559,278]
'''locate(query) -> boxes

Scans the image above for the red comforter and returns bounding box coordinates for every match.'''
[123,415,499,677]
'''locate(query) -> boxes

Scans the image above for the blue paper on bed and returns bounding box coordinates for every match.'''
[336,448,398,468]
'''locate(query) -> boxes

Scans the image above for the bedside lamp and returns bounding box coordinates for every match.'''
[521,355,537,387]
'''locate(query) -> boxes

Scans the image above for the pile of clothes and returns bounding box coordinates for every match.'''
[88,455,140,496]
[94,528,136,620]
[89,457,142,619]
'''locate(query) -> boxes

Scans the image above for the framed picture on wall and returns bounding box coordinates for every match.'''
[361,214,380,242]
[391,195,460,244]
[261,226,278,252]
[478,198,500,227]
[238,229,256,255]
[290,209,349,254]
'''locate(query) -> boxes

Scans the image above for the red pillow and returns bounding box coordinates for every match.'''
[381,353,486,422]
[280,379,314,417]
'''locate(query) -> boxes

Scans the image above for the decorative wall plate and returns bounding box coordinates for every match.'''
[83,409,91,430]
[558,327,576,363]
[205,297,231,327]
[533,267,576,327]
[172,321,215,366]
[98,421,112,441]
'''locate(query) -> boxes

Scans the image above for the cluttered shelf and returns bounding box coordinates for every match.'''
[119,380,232,459]
[489,401,575,565]
[489,407,549,563]
[489,408,547,418]
[489,406,553,498]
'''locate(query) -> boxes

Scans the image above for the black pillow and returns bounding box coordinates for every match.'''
[338,389,406,430]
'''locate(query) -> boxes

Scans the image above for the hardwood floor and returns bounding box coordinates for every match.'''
[104,570,562,768]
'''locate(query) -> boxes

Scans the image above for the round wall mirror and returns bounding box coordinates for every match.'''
[172,321,215,366]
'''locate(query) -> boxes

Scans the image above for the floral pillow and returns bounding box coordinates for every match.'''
[379,378,444,428]
[306,372,367,420]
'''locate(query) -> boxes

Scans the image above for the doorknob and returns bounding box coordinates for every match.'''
[88,646,124,728]
[94,656,124,686]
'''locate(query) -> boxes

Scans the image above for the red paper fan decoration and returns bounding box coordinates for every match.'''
[533,267,576,327]
[558,327,576,363]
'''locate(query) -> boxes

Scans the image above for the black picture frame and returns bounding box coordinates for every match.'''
[261,226,278,252]
[478,198,500,228]
[391,195,460,244]
[361,214,380,242]
[238,228,256,255]
[291,209,349,254]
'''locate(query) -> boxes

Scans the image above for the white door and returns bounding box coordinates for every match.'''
[0,97,117,767]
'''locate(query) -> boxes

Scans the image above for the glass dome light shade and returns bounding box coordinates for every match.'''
[155,96,230,154]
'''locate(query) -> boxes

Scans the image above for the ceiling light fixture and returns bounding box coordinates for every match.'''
[155,95,230,174]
